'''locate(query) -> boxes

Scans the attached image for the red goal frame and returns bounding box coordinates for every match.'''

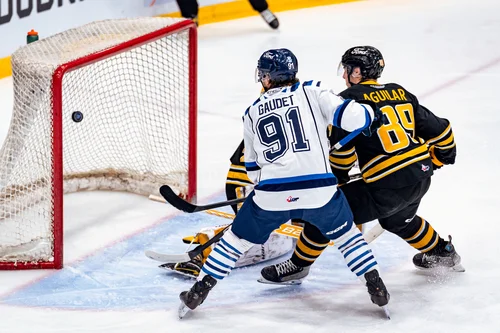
[0,20,197,270]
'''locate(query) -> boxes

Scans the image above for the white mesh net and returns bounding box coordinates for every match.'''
[0,18,195,267]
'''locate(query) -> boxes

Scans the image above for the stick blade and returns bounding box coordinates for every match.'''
[159,185,196,213]
[145,250,191,264]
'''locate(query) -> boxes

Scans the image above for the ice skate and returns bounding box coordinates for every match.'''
[365,269,391,319]
[413,236,464,272]
[258,259,310,285]
[260,9,279,29]
[178,275,217,319]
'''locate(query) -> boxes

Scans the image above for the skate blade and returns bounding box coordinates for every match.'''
[257,277,303,285]
[178,302,191,319]
[451,264,465,272]
[414,263,465,273]
[382,305,391,320]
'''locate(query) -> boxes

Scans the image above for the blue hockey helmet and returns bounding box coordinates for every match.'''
[255,48,298,84]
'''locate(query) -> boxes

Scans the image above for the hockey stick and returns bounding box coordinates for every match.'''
[145,224,231,264]
[159,185,246,213]
[157,172,363,213]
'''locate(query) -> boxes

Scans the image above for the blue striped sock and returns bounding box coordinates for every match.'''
[198,229,254,281]
[334,224,379,282]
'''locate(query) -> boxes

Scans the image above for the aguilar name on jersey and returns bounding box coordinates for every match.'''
[243,80,374,211]
[329,81,456,188]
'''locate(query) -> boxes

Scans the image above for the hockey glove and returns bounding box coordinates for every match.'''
[362,103,384,137]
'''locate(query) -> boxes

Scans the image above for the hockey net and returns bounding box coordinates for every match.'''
[0,18,197,269]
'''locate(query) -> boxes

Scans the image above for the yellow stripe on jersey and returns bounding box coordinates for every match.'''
[226,162,253,187]
[361,154,386,173]
[362,144,429,179]
[436,142,456,150]
[329,154,357,166]
[226,180,253,187]
[364,153,430,183]
[426,124,452,145]
[332,147,356,156]
[330,147,357,171]
[436,132,454,147]
[229,164,246,171]
[227,171,251,182]
[425,124,455,166]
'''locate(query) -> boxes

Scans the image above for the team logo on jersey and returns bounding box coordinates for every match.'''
[286,196,299,202]
[421,164,430,172]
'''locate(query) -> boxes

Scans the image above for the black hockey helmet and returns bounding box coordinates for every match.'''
[338,46,385,80]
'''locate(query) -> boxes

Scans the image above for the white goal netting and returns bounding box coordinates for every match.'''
[0,18,196,267]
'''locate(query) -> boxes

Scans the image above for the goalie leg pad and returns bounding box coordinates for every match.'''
[235,231,293,268]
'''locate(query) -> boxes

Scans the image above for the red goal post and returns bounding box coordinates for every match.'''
[0,18,197,270]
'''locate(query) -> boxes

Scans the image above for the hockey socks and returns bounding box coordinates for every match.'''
[400,216,440,253]
[291,222,329,267]
[334,223,379,283]
[197,229,254,281]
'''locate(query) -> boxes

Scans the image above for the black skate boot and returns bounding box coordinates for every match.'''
[178,275,217,318]
[365,269,391,319]
[413,236,464,272]
[258,259,310,285]
[260,9,280,29]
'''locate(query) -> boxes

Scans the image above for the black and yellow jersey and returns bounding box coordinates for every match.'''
[330,81,456,188]
[225,140,253,213]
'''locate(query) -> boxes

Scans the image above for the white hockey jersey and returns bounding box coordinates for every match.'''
[243,80,374,211]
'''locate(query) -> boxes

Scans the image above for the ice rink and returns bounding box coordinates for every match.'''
[1,0,500,331]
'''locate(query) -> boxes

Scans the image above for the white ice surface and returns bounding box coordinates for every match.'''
[1,0,500,332]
